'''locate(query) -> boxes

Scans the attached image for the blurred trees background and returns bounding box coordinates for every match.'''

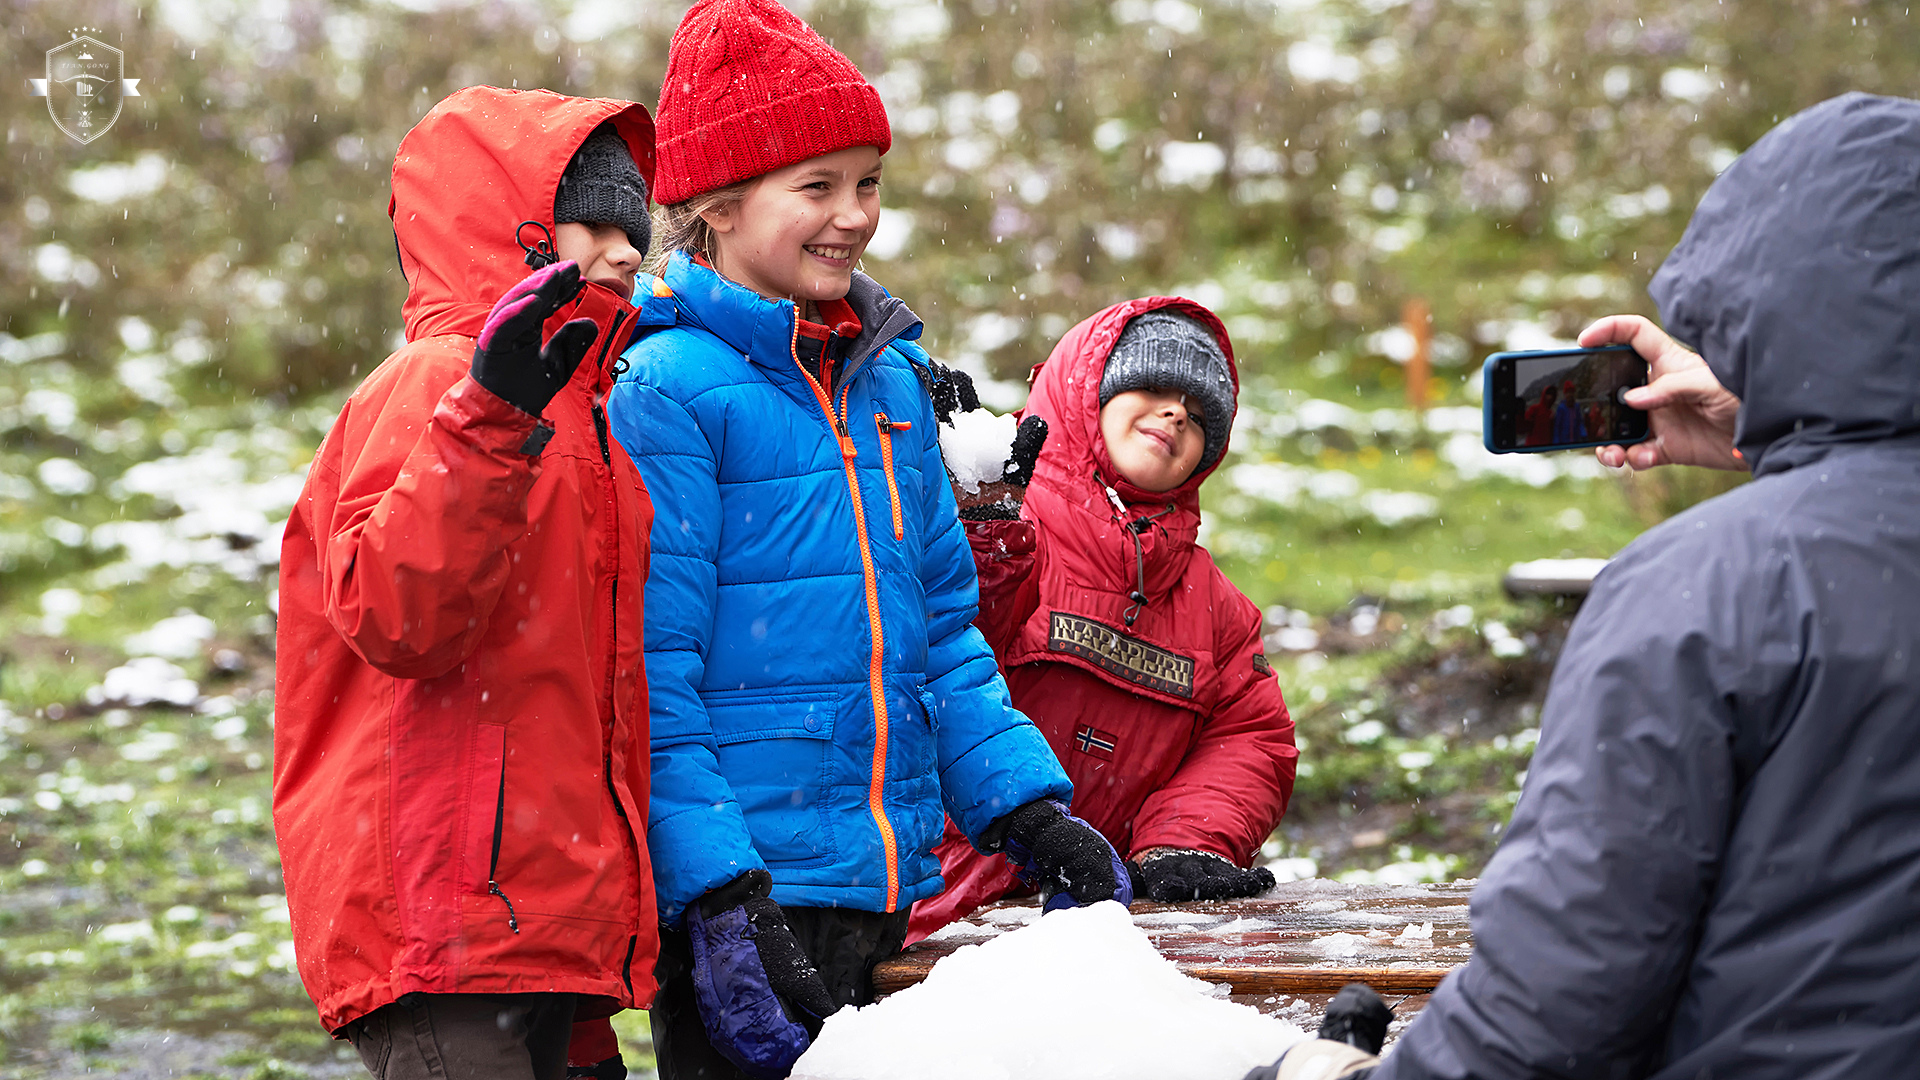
[2,0,1915,404]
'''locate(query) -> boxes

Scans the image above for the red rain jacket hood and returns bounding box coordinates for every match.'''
[1021,295,1235,606]
[274,87,666,1034]
[392,87,657,343]
[910,297,1296,939]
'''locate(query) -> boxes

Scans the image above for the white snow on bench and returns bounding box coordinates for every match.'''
[793,902,1307,1080]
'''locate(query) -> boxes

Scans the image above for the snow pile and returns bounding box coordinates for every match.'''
[938,409,1015,493]
[124,610,217,660]
[1309,932,1368,959]
[793,903,1306,1080]
[1227,462,1438,529]
[1393,922,1436,946]
[88,657,200,709]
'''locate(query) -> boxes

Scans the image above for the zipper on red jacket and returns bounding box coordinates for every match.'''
[487,771,519,933]
[580,306,647,982]
[591,308,648,981]
[792,319,901,910]
[874,413,910,542]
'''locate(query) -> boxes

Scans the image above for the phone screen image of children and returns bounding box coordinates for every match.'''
[1508,352,1637,448]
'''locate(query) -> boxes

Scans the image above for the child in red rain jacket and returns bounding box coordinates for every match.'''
[273,87,670,1080]
[910,298,1299,940]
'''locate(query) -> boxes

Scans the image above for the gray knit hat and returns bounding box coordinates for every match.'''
[554,125,652,257]
[1098,310,1235,470]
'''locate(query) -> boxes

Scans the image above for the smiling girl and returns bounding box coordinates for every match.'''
[603,2,1127,1077]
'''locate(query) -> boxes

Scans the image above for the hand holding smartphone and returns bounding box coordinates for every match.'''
[1482,345,1651,454]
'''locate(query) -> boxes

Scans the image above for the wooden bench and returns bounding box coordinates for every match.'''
[873,879,1474,1036]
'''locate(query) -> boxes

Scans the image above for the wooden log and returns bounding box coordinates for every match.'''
[873,881,1475,997]
[1179,964,1456,994]
[874,953,1456,995]
[871,949,944,993]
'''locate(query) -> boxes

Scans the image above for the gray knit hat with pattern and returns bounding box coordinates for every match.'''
[1098,310,1235,470]
[554,125,652,257]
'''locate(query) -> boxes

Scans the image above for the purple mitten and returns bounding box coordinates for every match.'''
[469,259,599,419]
[686,873,835,1079]
[995,799,1133,911]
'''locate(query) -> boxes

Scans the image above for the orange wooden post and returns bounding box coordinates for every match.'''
[1403,297,1432,412]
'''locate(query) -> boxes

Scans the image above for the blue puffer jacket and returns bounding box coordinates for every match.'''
[606,252,1070,925]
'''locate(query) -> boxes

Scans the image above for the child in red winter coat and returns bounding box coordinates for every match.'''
[273,87,668,1080]
[909,297,1299,940]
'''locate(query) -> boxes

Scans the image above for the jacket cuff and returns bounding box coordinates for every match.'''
[696,868,773,917]
[442,375,546,456]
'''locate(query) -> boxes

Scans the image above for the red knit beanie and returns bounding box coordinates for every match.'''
[653,0,892,205]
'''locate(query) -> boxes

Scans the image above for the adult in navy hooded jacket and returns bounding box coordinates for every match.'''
[1369,92,1920,1080]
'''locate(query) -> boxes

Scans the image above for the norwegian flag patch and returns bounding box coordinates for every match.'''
[1073,724,1118,761]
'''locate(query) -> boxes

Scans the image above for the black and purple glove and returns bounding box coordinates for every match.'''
[987,799,1132,912]
[469,259,599,420]
[685,870,835,1080]
[1127,847,1276,903]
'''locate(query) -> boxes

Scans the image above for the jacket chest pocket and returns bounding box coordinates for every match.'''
[709,693,838,869]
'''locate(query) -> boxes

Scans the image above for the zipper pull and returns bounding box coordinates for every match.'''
[488,880,520,934]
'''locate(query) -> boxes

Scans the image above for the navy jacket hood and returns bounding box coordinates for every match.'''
[1650,92,1920,476]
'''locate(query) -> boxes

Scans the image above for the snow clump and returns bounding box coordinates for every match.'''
[938,408,1016,494]
[90,657,200,709]
[792,902,1306,1080]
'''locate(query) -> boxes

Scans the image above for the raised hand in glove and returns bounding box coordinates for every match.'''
[1126,847,1276,903]
[469,259,599,422]
[925,361,1050,521]
[685,870,836,1080]
[985,799,1132,912]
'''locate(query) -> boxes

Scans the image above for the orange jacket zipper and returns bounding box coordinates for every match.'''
[874,413,911,542]
[792,323,901,910]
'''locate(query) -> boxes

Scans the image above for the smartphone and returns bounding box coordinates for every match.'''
[1481,345,1650,454]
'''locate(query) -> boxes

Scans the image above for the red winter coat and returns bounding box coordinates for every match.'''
[909,297,1298,940]
[273,87,662,1034]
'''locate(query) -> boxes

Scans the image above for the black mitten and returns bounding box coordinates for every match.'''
[1318,982,1394,1055]
[924,360,981,425]
[1128,848,1275,903]
[1002,415,1048,487]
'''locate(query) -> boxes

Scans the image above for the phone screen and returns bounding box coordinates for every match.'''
[1486,346,1649,452]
